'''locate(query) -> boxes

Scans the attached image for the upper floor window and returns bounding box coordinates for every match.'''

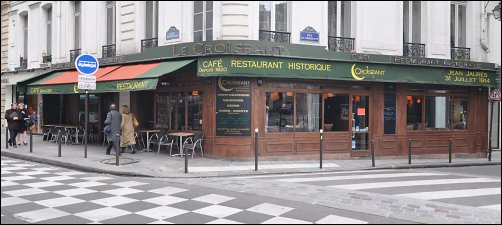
[259,1,288,32]
[106,1,116,44]
[145,1,158,39]
[451,2,466,47]
[403,1,421,43]
[22,14,28,59]
[328,1,351,37]
[46,7,52,55]
[74,1,81,49]
[194,1,213,42]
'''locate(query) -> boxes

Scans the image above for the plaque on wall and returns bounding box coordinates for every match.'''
[216,77,252,136]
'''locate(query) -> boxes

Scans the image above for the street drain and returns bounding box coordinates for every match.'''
[100,157,140,165]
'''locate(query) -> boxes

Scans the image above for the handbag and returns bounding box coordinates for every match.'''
[104,112,112,133]
[132,114,139,128]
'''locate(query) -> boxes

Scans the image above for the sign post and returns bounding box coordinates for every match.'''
[75,54,99,158]
[488,88,501,161]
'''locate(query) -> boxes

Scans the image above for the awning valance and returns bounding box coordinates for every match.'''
[24,59,194,94]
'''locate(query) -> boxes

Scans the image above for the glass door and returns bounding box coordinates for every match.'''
[351,95,370,150]
[170,92,185,131]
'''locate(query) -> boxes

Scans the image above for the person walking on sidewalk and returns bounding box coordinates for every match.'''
[5,103,21,148]
[17,103,28,145]
[104,104,122,156]
[120,105,138,154]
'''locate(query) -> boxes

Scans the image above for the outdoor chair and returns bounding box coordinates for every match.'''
[183,133,204,158]
[157,134,175,155]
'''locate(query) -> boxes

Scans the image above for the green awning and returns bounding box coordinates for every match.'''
[25,59,194,94]
[197,56,496,87]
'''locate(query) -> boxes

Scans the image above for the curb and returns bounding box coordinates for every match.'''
[1,151,153,178]
[2,150,500,178]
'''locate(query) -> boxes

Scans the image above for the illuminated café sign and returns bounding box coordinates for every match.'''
[172,42,289,57]
[28,86,54,94]
[116,80,150,91]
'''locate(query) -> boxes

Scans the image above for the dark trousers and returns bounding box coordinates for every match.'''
[8,129,18,146]
[106,140,119,155]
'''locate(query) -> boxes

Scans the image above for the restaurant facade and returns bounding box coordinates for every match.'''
[18,40,497,159]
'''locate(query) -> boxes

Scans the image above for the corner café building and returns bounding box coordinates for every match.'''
[18,40,497,159]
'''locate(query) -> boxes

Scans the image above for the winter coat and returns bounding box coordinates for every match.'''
[104,110,122,142]
[5,109,22,130]
[120,113,136,147]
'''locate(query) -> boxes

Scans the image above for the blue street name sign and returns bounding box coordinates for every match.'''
[75,54,99,75]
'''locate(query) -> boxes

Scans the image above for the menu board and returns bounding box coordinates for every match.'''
[216,77,252,136]
[384,86,396,134]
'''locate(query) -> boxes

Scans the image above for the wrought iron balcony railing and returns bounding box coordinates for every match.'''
[102,44,116,58]
[259,30,291,43]
[328,36,355,52]
[19,58,27,69]
[70,49,81,63]
[141,38,158,52]
[451,47,471,61]
[403,42,425,57]
[42,55,52,63]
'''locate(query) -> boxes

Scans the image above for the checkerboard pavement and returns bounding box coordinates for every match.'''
[2,158,408,224]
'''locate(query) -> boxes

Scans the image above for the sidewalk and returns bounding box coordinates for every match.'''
[1,134,500,178]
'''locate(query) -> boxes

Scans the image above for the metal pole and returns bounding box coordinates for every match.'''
[449,138,452,163]
[320,129,324,169]
[58,131,62,157]
[255,128,259,171]
[5,129,8,149]
[30,128,33,153]
[408,138,412,164]
[115,134,119,166]
[371,139,375,167]
[184,138,188,173]
[85,90,88,158]
[488,101,494,161]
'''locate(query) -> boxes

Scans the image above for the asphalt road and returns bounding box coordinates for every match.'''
[1,156,412,224]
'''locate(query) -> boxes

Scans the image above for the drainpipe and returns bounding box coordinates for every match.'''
[481,1,490,53]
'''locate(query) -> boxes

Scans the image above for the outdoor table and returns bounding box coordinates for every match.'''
[167,132,195,157]
[136,129,161,152]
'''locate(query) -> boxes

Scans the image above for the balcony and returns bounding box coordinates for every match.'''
[328,36,355,53]
[403,42,425,57]
[102,44,116,58]
[259,30,291,43]
[451,47,470,61]
[141,38,158,52]
[42,55,52,63]
[70,49,81,63]
[19,58,27,69]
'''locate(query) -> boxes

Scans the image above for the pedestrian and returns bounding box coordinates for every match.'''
[17,103,28,145]
[120,105,138,154]
[5,103,21,148]
[104,104,122,156]
[28,108,37,133]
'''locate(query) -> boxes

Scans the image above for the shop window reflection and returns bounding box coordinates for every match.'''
[323,94,349,131]
[406,95,423,130]
[266,92,293,133]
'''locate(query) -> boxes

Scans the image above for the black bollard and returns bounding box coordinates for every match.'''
[30,128,33,153]
[115,134,119,166]
[448,138,452,163]
[408,138,412,164]
[5,129,8,149]
[58,131,62,157]
[255,128,259,171]
[371,139,375,167]
[184,139,188,173]
[320,129,324,169]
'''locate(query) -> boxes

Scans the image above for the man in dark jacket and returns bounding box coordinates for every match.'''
[5,103,22,148]
[104,104,122,155]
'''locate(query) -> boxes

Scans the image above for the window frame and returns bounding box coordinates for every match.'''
[106,1,116,45]
[193,1,214,42]
[450,1,467,47]
[46,7,52,55]
[403,1,422,43]
[145,1,159,39]
[259,1,289,32]
[328,1,352,38]
[74,1,81,49]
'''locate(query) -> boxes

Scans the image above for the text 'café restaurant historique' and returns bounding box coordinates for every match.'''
[18,40,497,159]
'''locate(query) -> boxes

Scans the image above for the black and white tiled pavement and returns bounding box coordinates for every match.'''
[1,157,410,224]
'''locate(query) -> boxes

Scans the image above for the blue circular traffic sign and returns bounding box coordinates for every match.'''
[75,54,99,75]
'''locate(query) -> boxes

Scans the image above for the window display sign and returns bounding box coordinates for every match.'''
[216,77,252,136]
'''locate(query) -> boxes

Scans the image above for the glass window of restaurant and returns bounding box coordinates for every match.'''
[156,91,203,131]
[406,87,468,131]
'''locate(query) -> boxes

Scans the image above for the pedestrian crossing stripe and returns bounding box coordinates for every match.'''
[276,172,443,183]
[329,177,499,190]
[395,188,501,200]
